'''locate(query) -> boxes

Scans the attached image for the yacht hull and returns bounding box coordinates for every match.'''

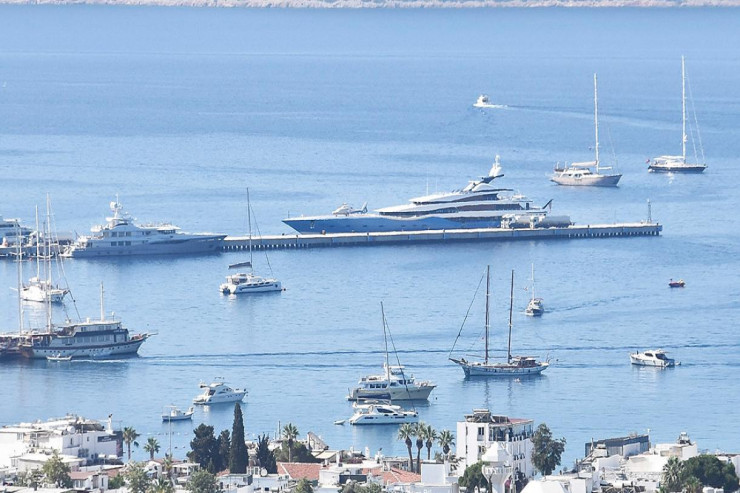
[550,174,621,187]
[648,164,706,173]
[223,282,282,295]
[451,358,549,377]
[21,337,147,360]
[629,355,676,367]
[193,392,247,405]
[64,235,225,258]
[347,385,435,401]
[283,214,513,234]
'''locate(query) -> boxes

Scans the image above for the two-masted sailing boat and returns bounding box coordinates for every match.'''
[450,267,548,377]
[648,56,707,173]
[219,189,282,295]
[551,74,622,187]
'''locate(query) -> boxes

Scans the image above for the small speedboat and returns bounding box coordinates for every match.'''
[348,401,419,425]
[630,349,679,368]
[47,354,72,362]
[162,406,194,422]
[669,279,685,288]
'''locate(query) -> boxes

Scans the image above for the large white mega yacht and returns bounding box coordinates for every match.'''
[62,199,226,258]
[283,157,565,234]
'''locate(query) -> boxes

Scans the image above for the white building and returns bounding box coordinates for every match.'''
[0,414,121,472]
[456,409,535,479]
[387,461,459,493]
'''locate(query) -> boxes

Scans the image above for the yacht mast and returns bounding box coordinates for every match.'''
[247,188,253,274]
[507,270,514,364]
[484,265,490,365]
[100,282,105,321]
[381,302,390,380]
[681,55,687,162]
[530,263,536,302]
[594,73,600,173]
[34,206,40,281]
[45,197,52,333]
[16,223,24,335]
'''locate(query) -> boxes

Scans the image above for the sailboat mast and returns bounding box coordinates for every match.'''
[531,263,536,301]
[594,73,600,172]
[16,224,24,335]
[507,270,514,364]
[34,206,40,280]
[45,197,52,333]
[484,265,490,365]
[681,55,687,161]
[100,282,105,321]
[381,302,390,380]
[247,188,253,274]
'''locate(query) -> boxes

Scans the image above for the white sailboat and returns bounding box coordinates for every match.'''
[220,189,282,295]
[21,200,69,304]
[552,74,622,187]
[525,264,544,317]
[347,303,436,401]
[648,56,707,173]
[450,267,548,377]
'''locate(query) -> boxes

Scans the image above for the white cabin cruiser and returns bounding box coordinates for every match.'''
[630,349,679,368]
[193,381,247,405]
[21,277,69,303]
[348,401,419,425]
[62,199,225,257]
[525,264,544,317]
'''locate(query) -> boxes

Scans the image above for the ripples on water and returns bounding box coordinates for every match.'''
[1,6,740,466]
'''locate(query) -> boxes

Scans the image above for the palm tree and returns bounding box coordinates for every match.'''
[437,430,454,460]
[421,424,437,461]
[122,427,140,461]
[281,423,299,463]
[144,437,160,461]
[150,476,174,493]
[662,456,685,492]
[162,454,174,484]
[414,422,424,474]
[398,424,415,473]
[683,476,702,493]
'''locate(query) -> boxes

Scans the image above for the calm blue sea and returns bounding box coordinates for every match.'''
[1,6,740,468]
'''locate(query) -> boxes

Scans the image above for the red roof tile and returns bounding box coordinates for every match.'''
[277,462,322,481]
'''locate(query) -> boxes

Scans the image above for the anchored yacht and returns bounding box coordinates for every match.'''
[193,381,247,405]
[348,364,435,401]
[63,199,225,258]
[284,157,557,234]
[630,349,679,368]
[348,401,419,425]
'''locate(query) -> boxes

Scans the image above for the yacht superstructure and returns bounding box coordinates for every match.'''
[284,157,555,234]
[193,381,247,405]
[63,199,225,258]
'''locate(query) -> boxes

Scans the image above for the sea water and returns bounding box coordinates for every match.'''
[1,6,739,467]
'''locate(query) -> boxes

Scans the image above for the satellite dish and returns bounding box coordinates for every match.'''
[260,468,268,477]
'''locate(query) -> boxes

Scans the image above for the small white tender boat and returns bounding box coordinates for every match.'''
[630,349,679,368]
[348,401,419,425]
[162,406,194,422]
[473,94,502,108]
[193,380,248,405]
[46,353,72,362]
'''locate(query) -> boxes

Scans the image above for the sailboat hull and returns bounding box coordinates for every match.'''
[450,358,549,377]
[347,385,435,401]
[550,173,622,187]
[648,164,706,173]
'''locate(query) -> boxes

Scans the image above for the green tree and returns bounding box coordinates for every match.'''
[281,423,299,463]
[256,434,277,474]
[144,437,161,461]
[188,424,219,473]
[216,430,231,473]
[398,423,415,473]
[109,474,126,489]
[458,461,488,493]
[414,423,424,475]
[186,469,218,493]
[148,477,175,493]
[230,403,248,473]
[295,478,314,493]
[42,450,72,488]
[437,430,455,459]
[274,441,319,463]
[341,482,382,493]
[162,454,175,483]
[663,457,686,492]
[124,462,151,493]
[683,476,702,493]
[684,455,739,492]
[420,423,437,461]
[123,427,141,461]
[531,423,566,476]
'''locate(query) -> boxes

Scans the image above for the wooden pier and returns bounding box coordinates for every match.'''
[222,222,662,251]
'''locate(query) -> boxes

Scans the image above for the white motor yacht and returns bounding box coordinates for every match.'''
[193,381,247,405]
[21,278,69,303]
[348,401,419,425]
[552,74,621,187]
[162,406,194,422]
[473,94,500,108]
[347,364,436,401]
[630,349,679,368]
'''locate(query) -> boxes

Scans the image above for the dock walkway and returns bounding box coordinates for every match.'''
[223,222,661,251]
